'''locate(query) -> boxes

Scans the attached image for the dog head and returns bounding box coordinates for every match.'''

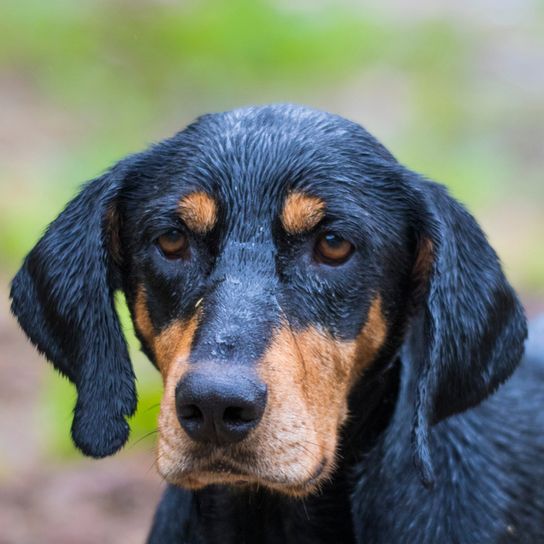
[11,104,526,495]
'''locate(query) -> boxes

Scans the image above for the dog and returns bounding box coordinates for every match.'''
[10,104,544,543]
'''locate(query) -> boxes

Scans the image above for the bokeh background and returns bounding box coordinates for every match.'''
[1,1,543,542]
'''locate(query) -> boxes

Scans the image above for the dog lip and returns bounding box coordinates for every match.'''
[167,456,330,493]
[206,457,328,488]
[204,460,249,475]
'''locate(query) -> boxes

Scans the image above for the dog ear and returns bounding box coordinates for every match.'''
[10,158,137,458]
[406,177,527,486]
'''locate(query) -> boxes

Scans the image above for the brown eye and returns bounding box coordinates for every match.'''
[315,233,353,264]
[157,230,189,259]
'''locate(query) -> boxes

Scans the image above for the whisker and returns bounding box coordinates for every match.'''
[130,429,159,448]
[142,402,161,413]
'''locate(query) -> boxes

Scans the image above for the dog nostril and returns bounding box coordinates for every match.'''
[179,404,203,421]
[223,406,255,424]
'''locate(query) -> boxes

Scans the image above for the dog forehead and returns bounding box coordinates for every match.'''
[192,106,345,179]
[129,105,398,243]
[171,106,351,231]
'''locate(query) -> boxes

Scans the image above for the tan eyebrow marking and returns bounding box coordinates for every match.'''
[281,192,326,234]
[178,191,218,234]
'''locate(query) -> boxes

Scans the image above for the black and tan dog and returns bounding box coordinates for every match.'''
[11,105,544,543]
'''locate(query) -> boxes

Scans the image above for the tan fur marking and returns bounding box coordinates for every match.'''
[153,294,386,498]
[155,319,199,375]
[133,287,155,344]
[133,287,199,375]
[234,295,386,494]
[178,191,217,234]
[412,237,434,302]
[351,296,387,382]
[132,289,201,489]
[281,192,325,234]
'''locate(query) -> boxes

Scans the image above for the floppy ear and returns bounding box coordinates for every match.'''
[10,159,137,458]
[406,177,527,486]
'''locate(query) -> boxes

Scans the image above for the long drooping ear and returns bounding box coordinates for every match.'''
[10,159,137,458]
[406,176,527,486]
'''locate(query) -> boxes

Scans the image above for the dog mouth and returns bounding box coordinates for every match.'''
[163,454,330,496]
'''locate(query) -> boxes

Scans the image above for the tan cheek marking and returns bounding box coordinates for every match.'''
[281,192,326,234]
[351,295,387,381]
[132,289,201,483]
[133,287,199,375]
[155,318,199,374]
[134,287,155,345]
[254,326,354,474]
[255,327,330,484]
[270,295,386,396]
[156,327,198,473]
[254,296,386,470]
[178,191,217,234]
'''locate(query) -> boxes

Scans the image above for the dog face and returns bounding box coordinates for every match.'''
[11,105,526,496]
[119,107,415,494]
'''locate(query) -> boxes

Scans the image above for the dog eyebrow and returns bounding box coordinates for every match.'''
[178,191,218,234]
[281,192,326,234]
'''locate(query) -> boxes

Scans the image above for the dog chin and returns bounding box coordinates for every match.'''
[160,458,332,498]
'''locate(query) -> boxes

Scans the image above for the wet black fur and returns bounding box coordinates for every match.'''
[10,105,544,543]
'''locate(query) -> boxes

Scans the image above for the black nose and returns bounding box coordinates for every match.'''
[175,371,267,445]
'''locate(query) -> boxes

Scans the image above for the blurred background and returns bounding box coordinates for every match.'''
[1,1,543,542]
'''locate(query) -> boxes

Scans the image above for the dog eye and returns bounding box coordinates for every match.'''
[314,233,353,265]
[157,230,189,259]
